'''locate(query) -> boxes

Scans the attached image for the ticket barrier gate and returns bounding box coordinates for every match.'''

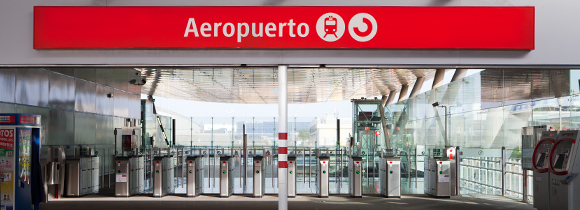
[186,156,201,197]
[548,130,580,210]
[380,157,401,198]
[253,156,265,198]
[317,155,330,198]
[288,156,297,198]
[424,157,450,198]
[129,156,145,196]
[115,157,131,197]
[349,156,363,198]
[220,156,234,197]
[153,156,174,197]
[532,131,558,210]
[65,156,99,196]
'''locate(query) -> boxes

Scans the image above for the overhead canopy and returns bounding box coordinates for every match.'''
[138,68,437,104]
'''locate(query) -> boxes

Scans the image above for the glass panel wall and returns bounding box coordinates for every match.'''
[384,69,577,200]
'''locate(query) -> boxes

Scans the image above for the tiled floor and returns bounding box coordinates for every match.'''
[41,194,535,210]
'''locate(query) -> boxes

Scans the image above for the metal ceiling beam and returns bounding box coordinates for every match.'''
[432,69,446,89]
[398,84,409,102]
[386,92,397,106]
[409,77,425,98]
[451,69,468,82]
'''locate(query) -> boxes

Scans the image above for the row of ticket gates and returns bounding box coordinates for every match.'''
[533,130,580,210]
[113,155,407,198]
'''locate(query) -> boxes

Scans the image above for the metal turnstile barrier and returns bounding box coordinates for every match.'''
[152,156,165,197]
[253,156,265,197]
[65,156,99,197]
[425,157,450,198]
[350,156,363,198]
[115,157,131,197]
[288,156,297,198]
[129,156,145,195]
[153,156,174,197]
[220,156,234,197]
[380,157,401,198]
[186,156,201,197]
[317,155,330,198]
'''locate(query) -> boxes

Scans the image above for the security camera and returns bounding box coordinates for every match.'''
[432,102,439,107]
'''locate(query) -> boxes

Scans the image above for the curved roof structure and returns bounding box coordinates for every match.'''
[138,67,438,104]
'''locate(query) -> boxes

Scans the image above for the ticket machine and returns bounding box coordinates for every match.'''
[548,130,580,210]
[532,131,558,210]
[0,114,43,210]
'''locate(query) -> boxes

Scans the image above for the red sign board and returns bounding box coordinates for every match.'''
[34,6,534,49]
[0,116,15,124]
[0,129,15,150]
[376,130,381,136]
[19,116,39,125]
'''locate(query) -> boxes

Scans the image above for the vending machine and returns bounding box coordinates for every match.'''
[532,131,558,210]
[0,114,43,210]
[548,130,580,210]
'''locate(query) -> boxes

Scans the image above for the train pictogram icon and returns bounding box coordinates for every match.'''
[323,16,338,38]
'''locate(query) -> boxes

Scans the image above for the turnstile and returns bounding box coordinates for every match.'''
[153,156,174,197]
[115,157,131,197]
[253,156,265,197]
[220,156,234,197]
[532,131,558,210]
[380,157,401,198]
[288,156,297,198]
[349,156,363,198]
[115,156,144,197]
[129,156,145,195]
[317,155,330,198]
[65,156,99,197]
[424,157,450,198]
[548,130,580,210]
[186,156,201,197]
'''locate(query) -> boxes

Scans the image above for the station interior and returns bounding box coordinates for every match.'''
[2,67,579,210]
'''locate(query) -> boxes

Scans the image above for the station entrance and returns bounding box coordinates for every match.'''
[3,1,579,210]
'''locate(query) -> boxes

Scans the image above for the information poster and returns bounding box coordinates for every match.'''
[0,128,15,210]
[18,129,31,184]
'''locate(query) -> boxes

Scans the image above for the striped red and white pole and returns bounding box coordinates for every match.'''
[278,65,288,210]
[279,132,288,168]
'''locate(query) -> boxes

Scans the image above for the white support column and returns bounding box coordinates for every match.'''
[278,65,288,210]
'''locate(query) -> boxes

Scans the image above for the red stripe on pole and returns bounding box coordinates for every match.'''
[279,161,288,168]
[279,147,288,154]
[279,133,288,140]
